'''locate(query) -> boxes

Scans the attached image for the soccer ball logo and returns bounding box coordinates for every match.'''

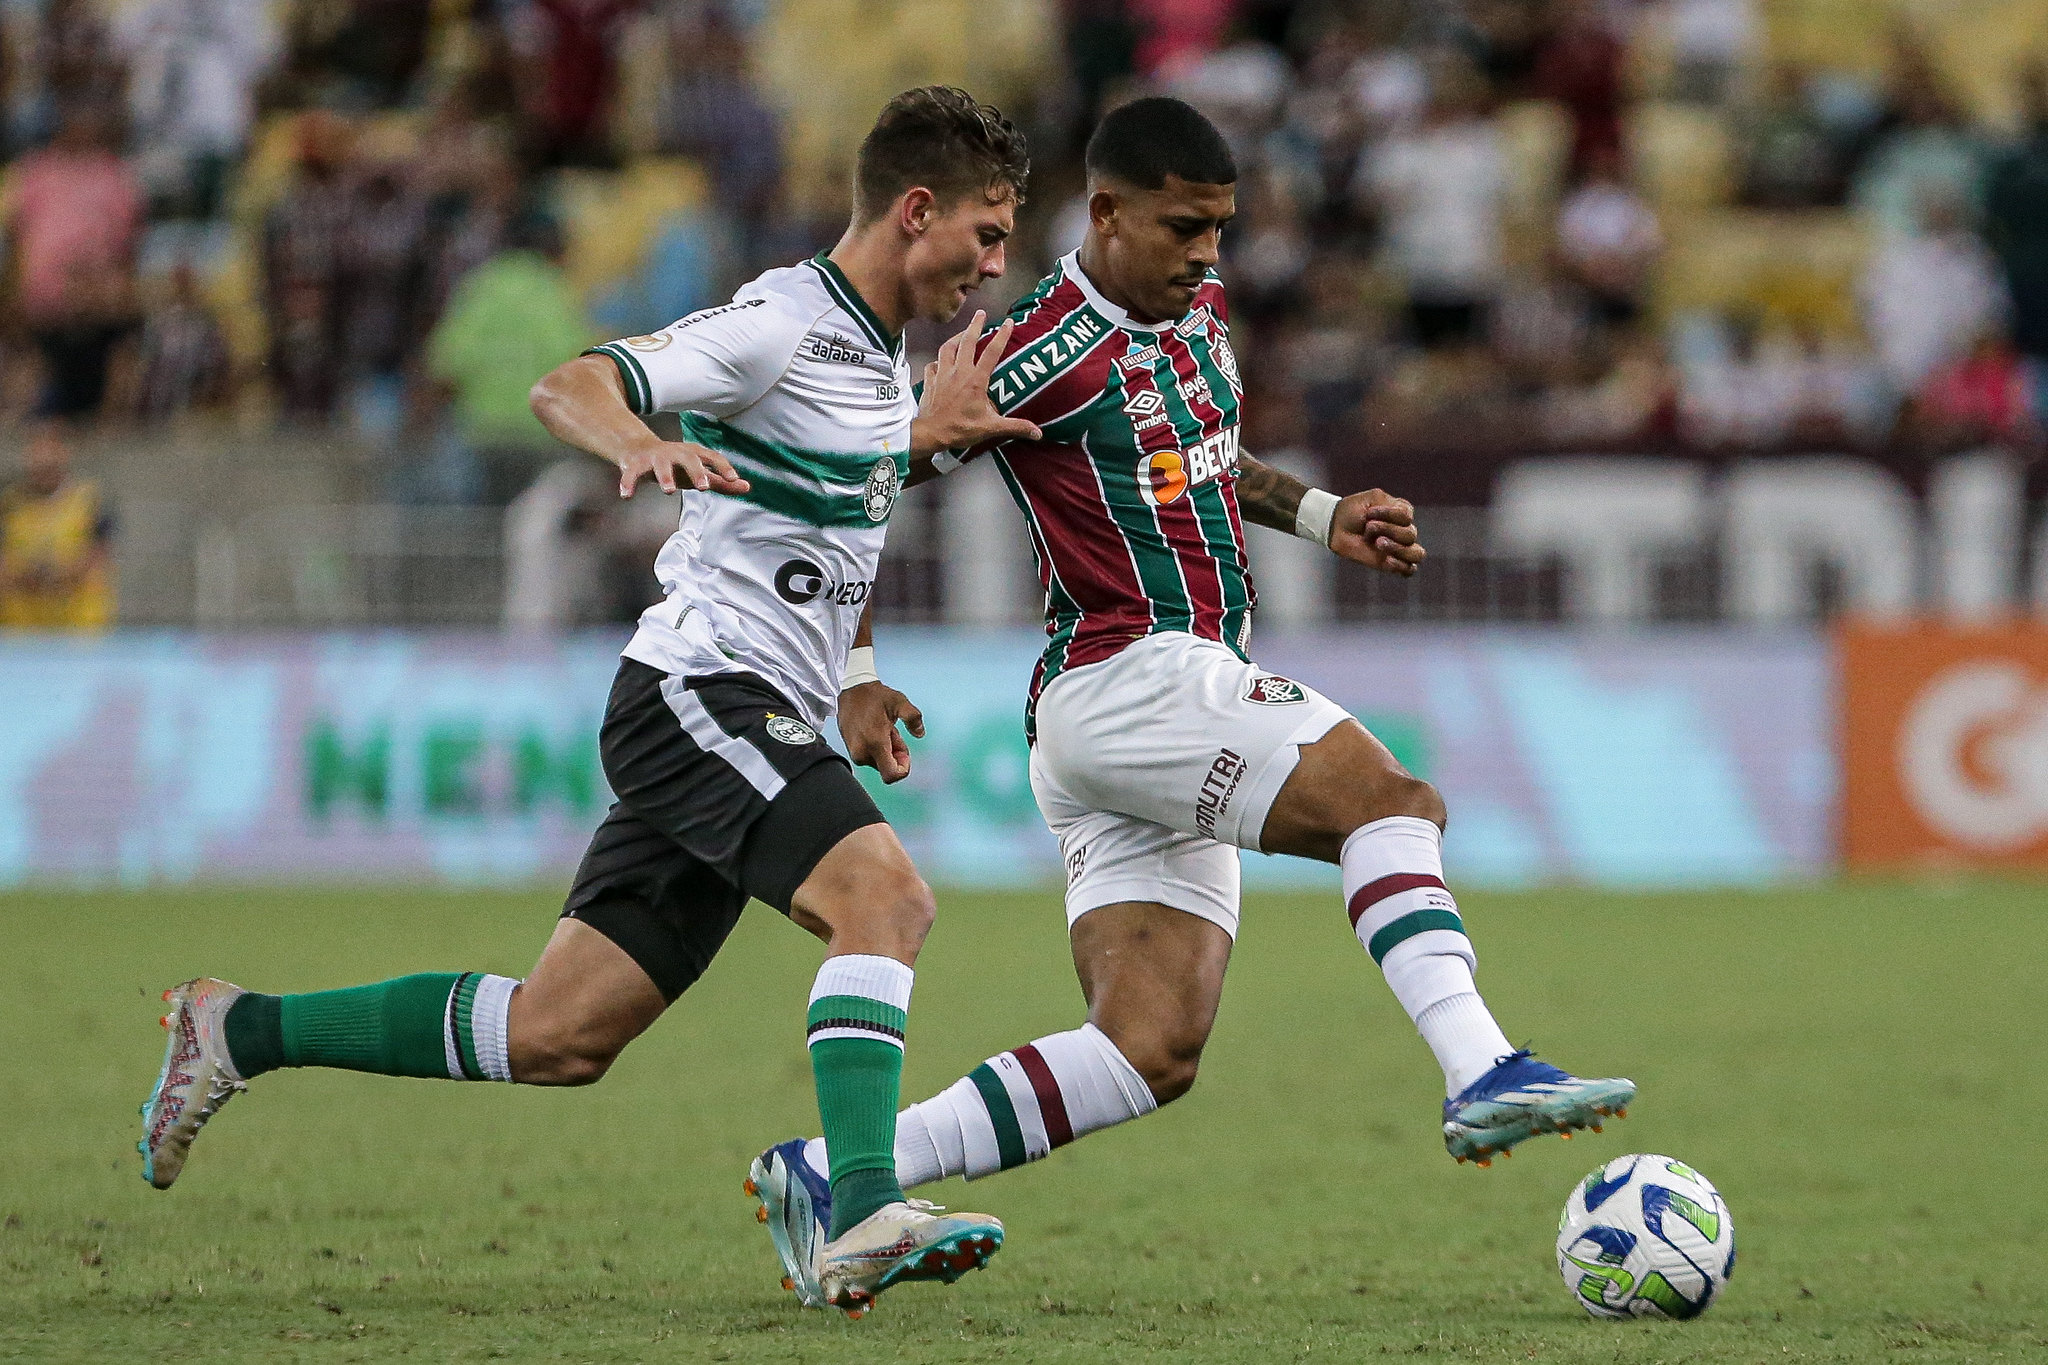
[1556,1154,1735,1319]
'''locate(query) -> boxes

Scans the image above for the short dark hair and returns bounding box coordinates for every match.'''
[1085,96,1237,190]
[854,86,1030,222]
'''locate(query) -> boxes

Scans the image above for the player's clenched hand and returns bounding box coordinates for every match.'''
[837,680,925,784]
[615,438,750,498]
[911,310,1043,455]
[1331,490,1426,577]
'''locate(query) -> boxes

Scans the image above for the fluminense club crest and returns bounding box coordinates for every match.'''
[1243,674,1306,705]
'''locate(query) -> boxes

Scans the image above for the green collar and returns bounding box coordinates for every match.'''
[810,253,902,357]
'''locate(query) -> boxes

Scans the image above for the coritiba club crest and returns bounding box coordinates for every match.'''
[863,459,900,523]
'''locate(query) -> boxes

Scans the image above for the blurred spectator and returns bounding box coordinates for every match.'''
[0,421,113,629]
[422,141,524,326]
[24,0,125,147]
[262,113,356,419]
[1356,55,1506,348]
[1851,52,1985,237]
[1531,0,1625,180]
[115,0,282,220]
[507,0,638,167]
[4,107,144,419]
[1859,190,2008,398]
[1061,0,1138,145]
[1662,0,1755,105]
[1130,0,1236,78]
[426,214,590,503]
[1677,313,1802,448]
[1912,335,2033,447]
[1540,326,1674,447]
[1554,151,1661,325]
[131,264,232,418]
[340,142,430,428]
[1168,23,1291,161]
[652,7,782,227]
[1985,67,2048,388]
[1741,64,1841,208]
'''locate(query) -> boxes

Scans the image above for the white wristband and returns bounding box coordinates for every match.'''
[842,645,881,691]
[1295,488,1340,548]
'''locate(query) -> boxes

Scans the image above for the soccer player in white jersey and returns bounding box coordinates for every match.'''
[137,87,1043,1317]
[750,98,1637,1276]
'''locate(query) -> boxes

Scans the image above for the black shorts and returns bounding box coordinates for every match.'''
[561,659,884,1000]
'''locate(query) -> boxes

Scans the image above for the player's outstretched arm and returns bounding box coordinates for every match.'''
[837,602,924,783]
[1237,453,1426,577]
[528,355,750,498]
[909,310,1042,462]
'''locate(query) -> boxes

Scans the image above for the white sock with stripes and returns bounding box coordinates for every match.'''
[1342,816,1512,1097]
[447,973,519,1083]
[805,1023,1155,1186]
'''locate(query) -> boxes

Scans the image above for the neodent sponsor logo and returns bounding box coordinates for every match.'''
[1195,748,1248,837]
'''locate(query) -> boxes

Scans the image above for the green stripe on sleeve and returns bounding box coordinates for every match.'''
[968,1062,1028,1171]
[584,344,652,414]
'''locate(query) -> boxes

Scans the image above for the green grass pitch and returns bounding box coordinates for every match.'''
[3,881,2044,1362]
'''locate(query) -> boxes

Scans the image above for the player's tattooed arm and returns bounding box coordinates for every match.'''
[1238,453,1426,576]
[908,310,1041,474]
[838,602,925,784]
[529,355,748,497]
[1234,454,1310,533]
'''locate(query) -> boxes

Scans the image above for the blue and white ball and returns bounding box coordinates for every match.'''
[1556,1154,1735,1320]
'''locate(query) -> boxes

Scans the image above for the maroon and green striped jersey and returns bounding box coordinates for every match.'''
[970,252,1253,727]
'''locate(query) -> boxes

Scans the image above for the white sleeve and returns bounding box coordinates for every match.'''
[584,297,809,420]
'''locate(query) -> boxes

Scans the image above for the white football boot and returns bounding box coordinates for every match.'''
[816,1199,1003,1317]
[139,978,248,1189]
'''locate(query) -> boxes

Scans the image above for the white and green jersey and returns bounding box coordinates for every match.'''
[585,253,914,725]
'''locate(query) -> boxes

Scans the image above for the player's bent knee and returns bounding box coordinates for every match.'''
[1385,775,1447,830]
[1121,1031,1207,1106]
[513,1032,622,1086]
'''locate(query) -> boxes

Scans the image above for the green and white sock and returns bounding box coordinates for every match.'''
[807,954,913,1238]
[223,972,519,1082]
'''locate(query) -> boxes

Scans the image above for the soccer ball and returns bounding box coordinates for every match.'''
[1555,1153,1735,1320]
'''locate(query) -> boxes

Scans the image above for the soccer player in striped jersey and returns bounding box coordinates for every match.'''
[137,87,1044,1317]
[751,98,1636,1259]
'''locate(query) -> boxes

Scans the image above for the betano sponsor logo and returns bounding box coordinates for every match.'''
[1138,425,1240,507]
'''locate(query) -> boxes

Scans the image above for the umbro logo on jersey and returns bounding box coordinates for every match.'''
[764,714,819,746]
[1122,390,1165,418]
[1244,675,1307,705]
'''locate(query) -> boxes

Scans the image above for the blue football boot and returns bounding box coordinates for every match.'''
[747,1139,832,1307]
[1443,1050,1635,1166]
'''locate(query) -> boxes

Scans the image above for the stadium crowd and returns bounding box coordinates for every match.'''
[5,0,2048,628]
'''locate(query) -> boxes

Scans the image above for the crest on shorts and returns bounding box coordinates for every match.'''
[863,459,900,523]
[1243,674,1306,705]
[764,714,818,745]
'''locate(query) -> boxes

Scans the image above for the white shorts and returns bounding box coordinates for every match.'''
[1028,632,1351,939]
